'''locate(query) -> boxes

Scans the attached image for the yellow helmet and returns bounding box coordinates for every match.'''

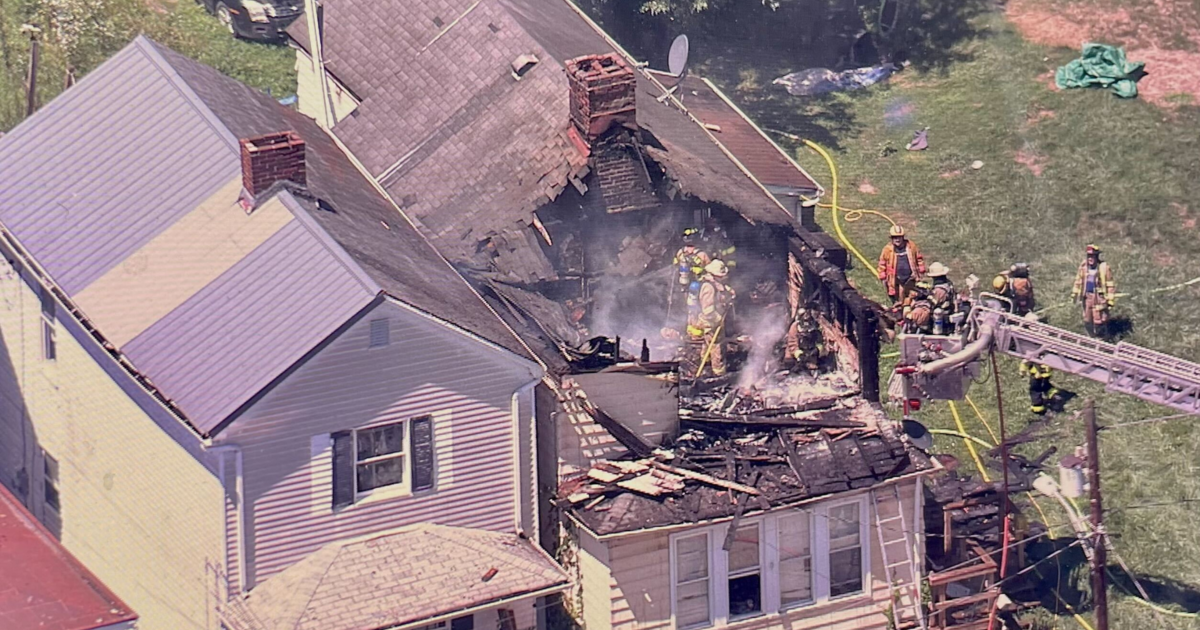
[889,224,906,238]
[992,275,1008,291]
[704,260,729,277]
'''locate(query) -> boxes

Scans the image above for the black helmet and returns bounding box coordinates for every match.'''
[682,227,699,244]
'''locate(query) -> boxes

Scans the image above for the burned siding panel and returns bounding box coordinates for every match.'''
[219,300,539,585]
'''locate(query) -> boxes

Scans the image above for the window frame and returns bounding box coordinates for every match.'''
[725,522,764,621]
[668,496,873,630]
[824,498,870,601]
[352,420,409,500]
[41,449,60,513]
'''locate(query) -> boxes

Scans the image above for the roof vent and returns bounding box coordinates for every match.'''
[566,53,636,141]
[239,131,306,206]
[511,54,539,79]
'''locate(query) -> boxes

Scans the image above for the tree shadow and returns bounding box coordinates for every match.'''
[575,0,994,150]
[1017,536,1200,617]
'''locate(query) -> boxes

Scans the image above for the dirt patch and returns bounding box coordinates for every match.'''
[1014,148,1048,176]
[858,180,880,195]
[940,169,963,179]
[1172,202,1197,229]
[1154,250,1177,266]
[1024,107,1057,127]
[1008,0,1200,108]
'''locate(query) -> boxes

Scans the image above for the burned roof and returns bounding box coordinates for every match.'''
[290,0,800,267]
[560,374,934,536]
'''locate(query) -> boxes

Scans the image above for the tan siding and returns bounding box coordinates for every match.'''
[294,50,359,125]
[0,260,225,630]
[578,526,614,630]
[221,300,540,586]
[601,479,923,630]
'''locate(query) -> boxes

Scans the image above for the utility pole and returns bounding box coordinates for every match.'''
[22,25,41,118]
[1084,398,1109,630]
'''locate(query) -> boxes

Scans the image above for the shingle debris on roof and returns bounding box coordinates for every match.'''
[236,524,568,630]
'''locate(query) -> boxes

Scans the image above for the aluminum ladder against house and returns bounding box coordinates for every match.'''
[871,484,927,630]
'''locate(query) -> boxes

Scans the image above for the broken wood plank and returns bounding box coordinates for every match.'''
[568,492,591,504]
[756,397,843,416]
[608,460,650,474]
[680,411,866,429]
[588,404,655,458]
[651,462,761,495]
[588,468,622,483]
[618,474,666,497]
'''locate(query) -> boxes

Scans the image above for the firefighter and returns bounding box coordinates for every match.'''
[1020,359,1057,414]
[674,228,710,330]
[902,280,935,334]
[702,217,737,271]
[991,264,1035,315]
[928,262,957,334]
[878,224,925,305]
[689,260,734,377]
[1071,245,1116,337]
[785,306,823,371]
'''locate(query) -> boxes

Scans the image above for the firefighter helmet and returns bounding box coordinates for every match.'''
[928,262,950,278]
[704,260,729,278]
[889,224,906,238]
[682,227,699,244]
[992,275,1008,292]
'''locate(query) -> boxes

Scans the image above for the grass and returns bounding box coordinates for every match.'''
[0,0,296,132]
[693,4,1200,629]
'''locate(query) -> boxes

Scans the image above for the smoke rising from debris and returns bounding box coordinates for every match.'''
[736,302,790,390]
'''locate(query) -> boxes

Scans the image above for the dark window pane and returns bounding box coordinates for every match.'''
[829,547,863,597]
[727,573,761,617]
[358,457,404,492]
[357,423,405,461]
[411,416,434,491]
[356,430,375,460]
[451,615,474,630]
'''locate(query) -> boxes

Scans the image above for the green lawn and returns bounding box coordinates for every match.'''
[0,0,296,132]
[699,6,1200,629]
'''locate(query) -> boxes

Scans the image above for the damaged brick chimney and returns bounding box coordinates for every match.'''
[566,53,636,142]
[239,131,306,203]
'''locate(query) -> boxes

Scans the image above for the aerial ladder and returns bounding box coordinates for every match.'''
[895,294,1200,413]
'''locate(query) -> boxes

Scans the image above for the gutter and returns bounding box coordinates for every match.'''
[0,223,208,441]
[381,582,570,630]
[569,465,939,541]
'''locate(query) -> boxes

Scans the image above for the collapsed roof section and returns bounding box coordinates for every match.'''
[558,371,934,536]
[289,0,817,273]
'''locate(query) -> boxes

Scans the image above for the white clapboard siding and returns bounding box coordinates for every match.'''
[220,300,539,586]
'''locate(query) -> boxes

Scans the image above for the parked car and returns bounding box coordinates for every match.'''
[198,0,303,43]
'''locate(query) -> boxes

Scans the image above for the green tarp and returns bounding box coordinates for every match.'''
[1055,43,1146,98]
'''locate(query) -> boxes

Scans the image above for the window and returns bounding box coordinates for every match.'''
[669,498,872,629]
[674,533,710,629]
[368,318,390,348]
[828,503,864,598]
[42,450,60,512]
[330,416,437,509]
[777,512,813,608]
[40,289,55,361]
[726,524,761,617]
[355,422,405,493]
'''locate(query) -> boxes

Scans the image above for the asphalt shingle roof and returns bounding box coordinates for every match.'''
[289,0,799,267]
[238,524,568,630]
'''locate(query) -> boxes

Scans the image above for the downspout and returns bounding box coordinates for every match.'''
[303,0,334,129]
[513,377,540,538]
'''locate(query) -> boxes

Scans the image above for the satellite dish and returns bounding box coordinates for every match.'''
[902,419,933,451]
[668,35,690,78]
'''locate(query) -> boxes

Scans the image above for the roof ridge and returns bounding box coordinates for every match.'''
[134,36,242,154]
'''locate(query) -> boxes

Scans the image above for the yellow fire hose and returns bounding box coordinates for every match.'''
[695,318,726,379]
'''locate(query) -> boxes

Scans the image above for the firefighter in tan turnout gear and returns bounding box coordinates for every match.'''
[877,224,925,305]
[688,260,734,378]
[1071,245,1116,337]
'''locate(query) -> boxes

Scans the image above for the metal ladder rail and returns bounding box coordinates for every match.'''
[872,486,927,630]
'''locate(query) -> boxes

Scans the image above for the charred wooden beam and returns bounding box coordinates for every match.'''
[589,404,655,458]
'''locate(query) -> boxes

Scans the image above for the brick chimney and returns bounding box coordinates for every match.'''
[566,53,636,142]
[239,131,306,201]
